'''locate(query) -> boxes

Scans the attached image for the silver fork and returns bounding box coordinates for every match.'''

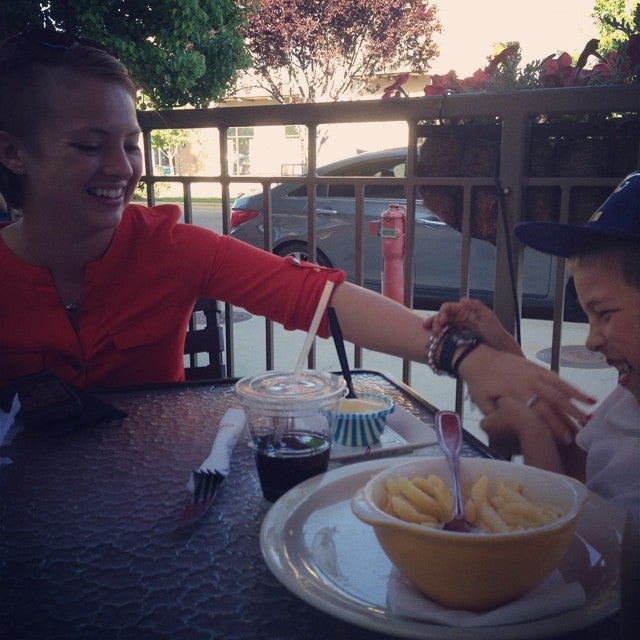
[179,469,225,528]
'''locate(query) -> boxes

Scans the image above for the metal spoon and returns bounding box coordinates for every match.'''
[328,307,357,398]
[435,410,473,532]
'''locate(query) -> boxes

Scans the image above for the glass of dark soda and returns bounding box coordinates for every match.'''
[236,371,346,502]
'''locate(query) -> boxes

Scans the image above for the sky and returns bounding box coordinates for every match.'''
[430,0,600,76]
[320,0,605,162]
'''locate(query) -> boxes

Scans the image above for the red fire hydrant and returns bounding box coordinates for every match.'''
[369,204,406,304]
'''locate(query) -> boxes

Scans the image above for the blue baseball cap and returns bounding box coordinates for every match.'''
[514,171,640,257]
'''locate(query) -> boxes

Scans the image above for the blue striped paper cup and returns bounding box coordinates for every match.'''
[333,393,394,447]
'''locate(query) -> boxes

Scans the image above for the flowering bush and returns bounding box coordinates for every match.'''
[382,20,640,98]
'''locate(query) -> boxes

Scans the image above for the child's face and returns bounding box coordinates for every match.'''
[574,262,640,401]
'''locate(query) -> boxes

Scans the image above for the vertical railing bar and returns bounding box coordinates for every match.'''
[459,182,473,298]
[219,130,232,237]
[306,124,319,370]
[403,129,418,385]
[494,110,526,338]
[550,184,573,372]
[142,130,156,207]
[353,184,365,369]
[218,127,236,377]
[262,178,275,371]
[182,182,193,224]
[453,182,475,415]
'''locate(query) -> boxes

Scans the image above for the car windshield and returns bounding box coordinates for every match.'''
[288,156,406,199]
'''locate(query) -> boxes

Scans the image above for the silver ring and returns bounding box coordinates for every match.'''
[525,394,540,409]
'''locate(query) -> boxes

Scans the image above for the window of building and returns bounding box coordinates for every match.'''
[153,148,172,175]
[228,127,254,175]
[285,125,302,138]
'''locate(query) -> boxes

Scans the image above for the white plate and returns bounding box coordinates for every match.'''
[330,406,438,461]
[260,458,622,640]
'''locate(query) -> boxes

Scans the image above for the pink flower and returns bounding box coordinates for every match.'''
[422,46,519,96]
[460,69,490,91]
[539,52,594,87]
[591,50,637,84]
[540,53,573,87]
[593,52,625,77]
[382,73,409,99]
[423,70,461,95]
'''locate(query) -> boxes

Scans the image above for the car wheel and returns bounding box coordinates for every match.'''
[274,242,333,268]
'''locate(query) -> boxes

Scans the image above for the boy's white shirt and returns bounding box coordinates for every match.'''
[575,385,640,526]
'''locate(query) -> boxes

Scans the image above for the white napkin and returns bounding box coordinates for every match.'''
[387,567,586,627]
[0,394,22,467]
[186,407,247,492]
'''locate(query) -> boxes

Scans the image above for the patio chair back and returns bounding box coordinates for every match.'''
[184,297,226,380]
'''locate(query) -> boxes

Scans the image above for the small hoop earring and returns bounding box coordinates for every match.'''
[14,167,24,174]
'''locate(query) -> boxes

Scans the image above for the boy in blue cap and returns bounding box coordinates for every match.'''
[428,171,640,525]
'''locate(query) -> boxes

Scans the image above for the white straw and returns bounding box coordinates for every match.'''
[293,280,335,380]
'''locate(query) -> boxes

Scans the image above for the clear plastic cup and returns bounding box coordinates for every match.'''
[235,370,346,502]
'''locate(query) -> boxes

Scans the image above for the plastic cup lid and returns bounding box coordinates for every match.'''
[235,370,346,411]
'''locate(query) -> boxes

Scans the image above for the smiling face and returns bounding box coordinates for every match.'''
[13,67,142,236]
[573,258,640,401]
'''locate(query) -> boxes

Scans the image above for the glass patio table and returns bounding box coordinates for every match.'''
[0,371,621,640]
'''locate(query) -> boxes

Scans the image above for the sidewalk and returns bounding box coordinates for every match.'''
[229,310,617,445]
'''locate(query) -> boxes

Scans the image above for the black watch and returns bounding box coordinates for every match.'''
[438,329,482,377]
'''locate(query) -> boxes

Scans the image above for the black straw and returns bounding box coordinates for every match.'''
[328,307,357,398]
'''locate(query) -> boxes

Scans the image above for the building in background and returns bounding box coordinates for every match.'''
[149,71,431,199]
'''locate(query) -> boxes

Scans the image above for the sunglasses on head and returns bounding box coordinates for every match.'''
[0,27,117,68]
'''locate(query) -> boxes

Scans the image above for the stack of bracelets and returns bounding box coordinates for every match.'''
[425,327,483,378]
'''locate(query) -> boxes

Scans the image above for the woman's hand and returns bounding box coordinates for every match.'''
[424,298,523,356]
[459,345,596,445]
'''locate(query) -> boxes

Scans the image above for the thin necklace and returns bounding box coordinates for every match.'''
[65,290,84,313]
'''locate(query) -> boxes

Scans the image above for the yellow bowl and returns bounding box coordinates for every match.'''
[351,456,588,611]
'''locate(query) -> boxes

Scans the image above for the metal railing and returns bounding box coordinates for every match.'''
[138,86,639,410]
